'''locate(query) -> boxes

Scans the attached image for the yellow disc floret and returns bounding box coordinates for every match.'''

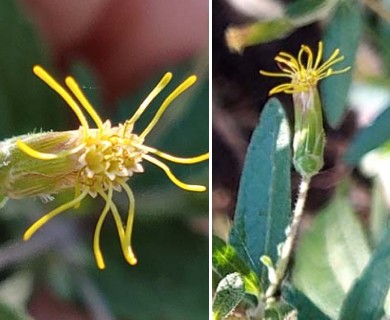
[78,121,145,197]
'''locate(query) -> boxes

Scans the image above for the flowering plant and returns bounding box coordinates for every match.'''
[213,1,390,317]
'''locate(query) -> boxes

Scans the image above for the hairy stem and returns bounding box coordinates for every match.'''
[265,175,311,301]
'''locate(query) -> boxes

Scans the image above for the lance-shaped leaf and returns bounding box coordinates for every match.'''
[320,1,361,128]
[213,236,261,297]
[286,0,339,26]
[339,229,390,320]
[230,98,291,284]
[225,19,294,53]
[225,0,340,53]
[344,105,390,165]
[292,187,370,318]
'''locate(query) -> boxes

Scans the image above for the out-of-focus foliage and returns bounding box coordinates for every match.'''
[292,187,371,318]
[0,0,65,138]
[0,0,209,319]
[345,106,390,165]
[91,219,208,320]
[0,302,31,320]
[320,1,361,128]
[282,285,331,320]
[338,230,390,319]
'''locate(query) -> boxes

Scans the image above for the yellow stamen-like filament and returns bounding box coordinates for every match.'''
[303,46,313,69]
[99,191,137,266]
[65,77,104,133]
[16,140,85,160]
[140,75,197,139]
[111,195,138,266]
[98,189,124,241]
[269,83,297,95]
[319,49,341,69]
[279,52,300,69]
[93,187,113,269]
[259,71,294,79]
[33,66,90,138]
[143,154,206,192]
[23,190,89,241]
[275,58,297,73]
[125,72,173,132]
[313,41,323,70]
[73,180,82,209]
[297,47,305,70]
[139,145,209,164]
[259,41,351,95]
[120,182,136,246]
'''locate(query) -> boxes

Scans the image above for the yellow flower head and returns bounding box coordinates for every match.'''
[260,41,351,95]
[16,65,209,269]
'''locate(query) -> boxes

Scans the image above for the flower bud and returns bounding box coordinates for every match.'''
[0,130,82,199]
[260,42,351,178]
[292,88,325,177]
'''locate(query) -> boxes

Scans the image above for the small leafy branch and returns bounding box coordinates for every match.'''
[213,0,390,319]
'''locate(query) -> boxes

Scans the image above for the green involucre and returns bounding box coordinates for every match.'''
[292,88,325,177]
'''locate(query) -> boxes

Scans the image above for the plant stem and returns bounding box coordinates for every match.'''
[265,175,311,301]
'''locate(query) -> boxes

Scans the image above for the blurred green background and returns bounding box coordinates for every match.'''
[0,0,209,319]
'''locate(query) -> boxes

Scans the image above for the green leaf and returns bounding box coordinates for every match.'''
[286,0,339,25]
[0,302,31,320]
[292,187,371,318]
[230,98,291,283]
[225,19,294,53]
[370,178,390,247]
[0,0,66,139]
[213,236,261,297]
[378,1,390,73]
[339,229,390,320]
[264,301,296,320]
[344,105,390,165]
[282,284,331,320]
[224,0,341,53]
[212,272,245,320]
[320,1,361,128]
